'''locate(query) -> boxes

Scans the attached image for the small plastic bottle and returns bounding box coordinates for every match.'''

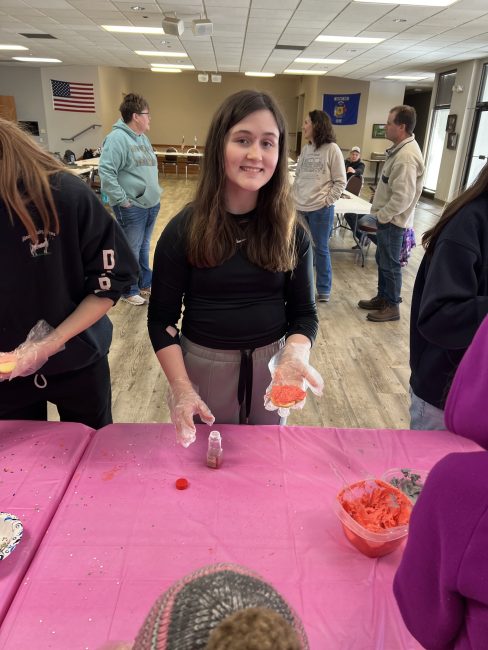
[207,430,223,469]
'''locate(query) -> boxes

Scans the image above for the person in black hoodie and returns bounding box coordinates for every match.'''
[0,118,138,428]
[410,162,488,429]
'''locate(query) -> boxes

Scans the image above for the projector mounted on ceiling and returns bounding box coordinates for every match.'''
[162,15,184,36]
[192,19,213,36]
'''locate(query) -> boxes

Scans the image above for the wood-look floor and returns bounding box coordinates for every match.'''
[51,177,443,429]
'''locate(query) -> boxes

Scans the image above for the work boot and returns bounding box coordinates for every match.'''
[366,302,400,322]
[358,295,388,310]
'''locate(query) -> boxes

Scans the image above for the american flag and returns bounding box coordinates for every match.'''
[51,79,95,113]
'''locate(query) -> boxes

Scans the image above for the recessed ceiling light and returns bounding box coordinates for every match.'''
[244,71,276,77]
[354,0,457,5]
[393,18,407,22]
[135,50,188,57]
[102,25,165,34]
[13,56,61,62]
[385,75,430,80]
[284,69,327,75]
[151,62,194,69]
[0,44,29,50]
[295,57,346,64]
[315,35,384,44]
[151,68,181,73]
[131,5,145,10]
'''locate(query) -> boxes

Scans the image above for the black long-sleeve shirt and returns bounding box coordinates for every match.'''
[0,171,138,375]
[344,158,365,180]
[148,206,318,351]
[410,193,488,408]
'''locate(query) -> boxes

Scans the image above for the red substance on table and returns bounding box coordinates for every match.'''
[175,477,189,490]
[270,385,306,408]
[339,479,411,532]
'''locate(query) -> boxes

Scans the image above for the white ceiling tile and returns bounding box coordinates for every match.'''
[0,0,487,83]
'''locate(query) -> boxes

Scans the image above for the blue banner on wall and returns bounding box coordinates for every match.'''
[323,93,360,125]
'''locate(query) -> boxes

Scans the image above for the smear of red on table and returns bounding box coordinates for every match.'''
[270,385,306,408]
[175,477,189,490]
[339,479,412,532]
[102,466,122,481]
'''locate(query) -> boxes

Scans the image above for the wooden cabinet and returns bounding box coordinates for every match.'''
[0,96,17,121]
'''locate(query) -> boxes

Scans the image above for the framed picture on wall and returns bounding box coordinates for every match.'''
[372,123,386,138]
[447,133,458,150]
[446,114,457,133]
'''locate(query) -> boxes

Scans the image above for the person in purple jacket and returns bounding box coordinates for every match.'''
[394,314,488,649]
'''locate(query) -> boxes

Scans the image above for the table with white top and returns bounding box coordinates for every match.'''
[66,158,100,179]
[154,150,204,158]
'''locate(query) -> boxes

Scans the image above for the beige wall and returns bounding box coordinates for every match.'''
[39,65,103,157]
[361,81,406,170]
[98,66,132,138]
[123,70,300,150]
[295,76,405,179]
[0,67,46,146]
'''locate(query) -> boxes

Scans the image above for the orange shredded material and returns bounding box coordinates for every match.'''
[339,479,412,532]
[270,385,307,408]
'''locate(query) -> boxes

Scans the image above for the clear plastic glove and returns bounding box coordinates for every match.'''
[167,378,215,448]
[0,320,64,382]
[264,342,324,418]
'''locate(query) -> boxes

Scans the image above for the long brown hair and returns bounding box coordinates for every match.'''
[187,90,297,272]
[0,117,64,243]
[423,162,488,254]
[310,110,336,149]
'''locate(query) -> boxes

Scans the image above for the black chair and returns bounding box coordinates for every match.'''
[162,147,178,176]
[345,174,363,196]
[185,147,201,180]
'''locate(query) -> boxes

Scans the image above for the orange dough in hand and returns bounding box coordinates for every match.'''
[270,385,307,408]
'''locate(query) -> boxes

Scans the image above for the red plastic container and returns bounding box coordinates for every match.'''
[334,478,413,558]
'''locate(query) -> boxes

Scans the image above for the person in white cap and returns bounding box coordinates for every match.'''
[344,146,365,180]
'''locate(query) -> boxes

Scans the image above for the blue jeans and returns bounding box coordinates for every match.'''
[375,221,404,305]
[409,387,446,430]
[300,205,334,295]
[113,203,160,297]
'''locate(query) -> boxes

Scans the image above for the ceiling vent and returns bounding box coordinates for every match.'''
[162,15,184,36]
[19,33,57,39]
[275,44,305,51]
[192,19,213,36]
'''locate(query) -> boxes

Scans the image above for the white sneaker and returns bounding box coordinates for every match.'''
[121,294,146,306]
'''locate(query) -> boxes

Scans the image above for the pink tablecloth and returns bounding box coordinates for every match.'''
[0,420,92,624]
[0,424,480,649]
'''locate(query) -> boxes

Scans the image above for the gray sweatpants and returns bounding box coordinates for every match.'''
[181,335,285,425]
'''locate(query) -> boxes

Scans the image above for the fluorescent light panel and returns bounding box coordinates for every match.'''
[245,71,275,77]
[102,25,165,34]
[13,56,61,62]
[135,50,188,57]
[0,44,28,50]
[295,57,346,64]
[151,68,181,73]
[151,62,194,69]
[354,0,457,5]
[284,69,327,75]
[316,35,384,44]
[385,75,430,80]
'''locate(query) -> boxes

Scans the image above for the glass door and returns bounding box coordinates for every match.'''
[423,109,449,192]
[464,65,488,187]
[465,109,488,187]
[423,70,456,193]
